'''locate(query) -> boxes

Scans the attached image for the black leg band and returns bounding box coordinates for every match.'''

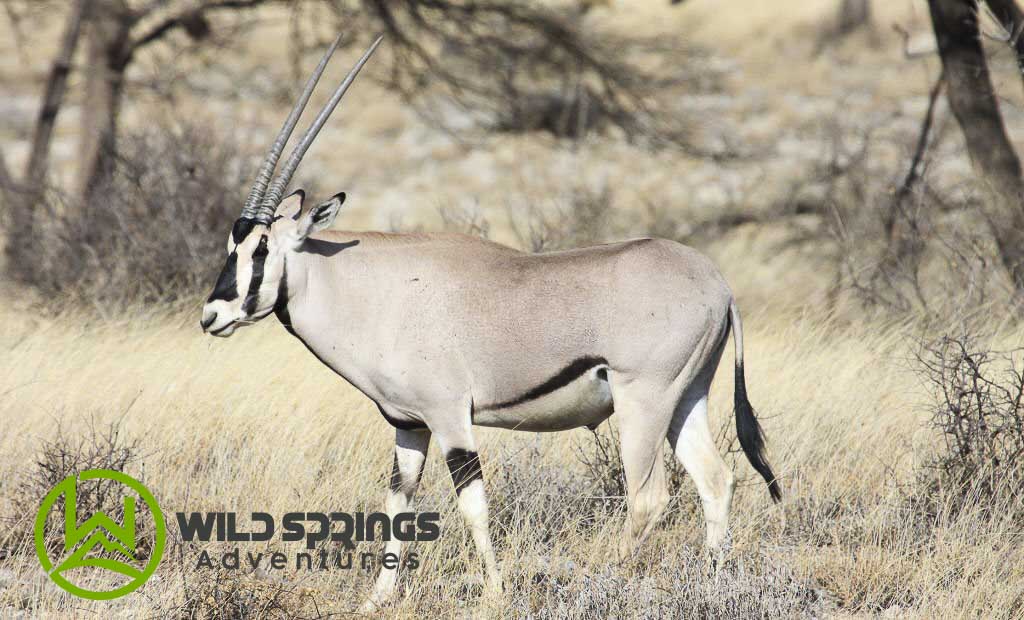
[445,448,483,495]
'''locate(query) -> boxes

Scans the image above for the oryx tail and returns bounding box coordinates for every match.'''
[730,302,782,503]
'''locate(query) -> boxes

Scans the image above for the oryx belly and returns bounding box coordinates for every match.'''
[473,364,613,432]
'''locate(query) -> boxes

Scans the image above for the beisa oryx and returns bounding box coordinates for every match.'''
[200,34,782,609]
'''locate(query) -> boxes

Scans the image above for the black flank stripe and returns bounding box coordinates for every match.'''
[242,235,269,316]
[445,449,483,495]
[481,356,608,410]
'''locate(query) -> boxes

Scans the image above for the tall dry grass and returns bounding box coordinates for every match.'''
[0,298,1021,618]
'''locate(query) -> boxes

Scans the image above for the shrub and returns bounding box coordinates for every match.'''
[3,418,147,561]
[508,183,616,252]
[916,332,1024,515]
[431,183,618,252]
[771,111,1011,318]
[573,423,690,522]
[176,569,299,620]
[12,121,250,307]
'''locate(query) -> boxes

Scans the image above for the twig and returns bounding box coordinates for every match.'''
[889,68,946,239]
[129,0,269,57]
[0,146,16,210]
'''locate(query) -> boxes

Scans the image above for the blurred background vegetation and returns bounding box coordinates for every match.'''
[1,0,1023,319]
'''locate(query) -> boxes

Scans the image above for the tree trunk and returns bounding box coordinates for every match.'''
[76,0,131,202]
[928,0,1024,290]
[5,0,88,274]
[25,0,88,191]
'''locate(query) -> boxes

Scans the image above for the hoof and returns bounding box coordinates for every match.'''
[616,538,639,564]
[359,592,394,614]
[484,578,504,597]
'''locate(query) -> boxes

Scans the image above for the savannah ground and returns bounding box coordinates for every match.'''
[1,0,1023,618]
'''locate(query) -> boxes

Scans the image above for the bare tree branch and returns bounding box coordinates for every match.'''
[0,146,16,210]
[889,68,946,242]
[128,0,270,57]
[982,0,1024,75]
[350,0,710,149]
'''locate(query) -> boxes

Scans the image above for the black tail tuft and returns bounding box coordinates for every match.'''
[735,361,782,503]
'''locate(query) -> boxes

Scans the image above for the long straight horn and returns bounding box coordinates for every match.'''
[240,35,343,220]
[256,35,384,219]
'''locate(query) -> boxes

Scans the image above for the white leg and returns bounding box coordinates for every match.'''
[442,441,501,594]
[362,428,430,611]
[670,395,735,553]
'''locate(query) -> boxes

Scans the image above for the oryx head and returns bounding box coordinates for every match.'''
[201,35,381,337]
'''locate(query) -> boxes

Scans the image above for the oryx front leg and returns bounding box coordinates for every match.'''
[362,428,430,611]
[670,394,735,558]
[441,437,501,596]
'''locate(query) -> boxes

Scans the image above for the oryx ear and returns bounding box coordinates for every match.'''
[274,189,305,221]
[296,192,345,240]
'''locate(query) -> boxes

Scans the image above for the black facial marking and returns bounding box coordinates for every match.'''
[207,251,239,302]
[445,449,483,495]
[231,218,257,244]
[241,235,269,316]
[480,356,609,410]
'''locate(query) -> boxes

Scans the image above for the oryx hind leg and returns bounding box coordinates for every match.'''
[667,343,735,558]
[609,378,675,560]
[362,426,431,611]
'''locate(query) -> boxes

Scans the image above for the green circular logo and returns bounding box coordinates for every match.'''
[34,469,165,600]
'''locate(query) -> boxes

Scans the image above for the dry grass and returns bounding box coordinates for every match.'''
[0,300,1021,618]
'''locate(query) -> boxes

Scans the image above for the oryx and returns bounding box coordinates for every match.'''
[200,35,781,609]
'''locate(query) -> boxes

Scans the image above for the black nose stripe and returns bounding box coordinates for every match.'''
[207,251,239,302]
[200,313,217,330]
